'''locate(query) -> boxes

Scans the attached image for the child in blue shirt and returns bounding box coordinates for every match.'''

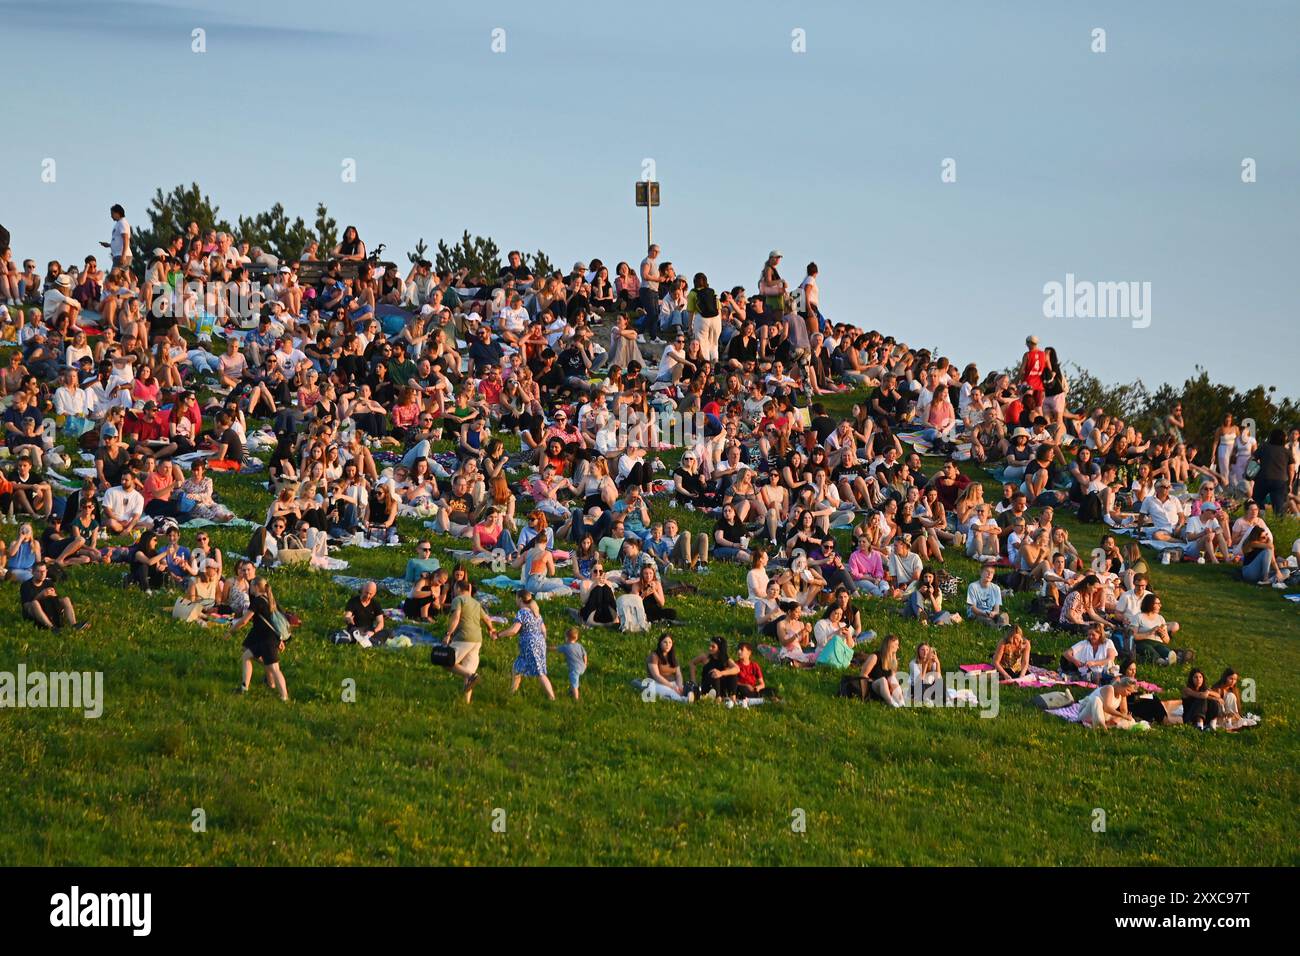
[551,626,588,700]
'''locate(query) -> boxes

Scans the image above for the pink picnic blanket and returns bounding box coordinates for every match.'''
[959,663,1160,693]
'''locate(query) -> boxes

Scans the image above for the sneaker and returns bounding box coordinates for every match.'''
[73,621,90,632]
[725,699,735,709]
[686,690,696,703]
[234,685,248,694]
[1272,581,1289,590]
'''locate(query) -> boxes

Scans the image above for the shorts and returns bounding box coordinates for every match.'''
[452,640,481,673]
[568,668,584,690]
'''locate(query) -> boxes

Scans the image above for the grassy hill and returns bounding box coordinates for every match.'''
[2,387,1298,866]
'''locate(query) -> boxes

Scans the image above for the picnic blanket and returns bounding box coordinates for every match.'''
[182,516,262,530]
[1046,702,1085,722]
[332,575,415,598]
[959,662,1158,692]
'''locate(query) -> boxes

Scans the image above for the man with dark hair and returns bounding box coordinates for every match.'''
[20,562,88,630]
[101,204,132,271]
[441,578,495,702]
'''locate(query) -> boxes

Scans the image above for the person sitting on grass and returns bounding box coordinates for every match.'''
[904,569,961,626]
[1079,676,1138,730]
[884,535,923,598]
[1131,593,1193,666]
[908,641,943,703]
[965,562,1009,628]
[991,624,1032,680]
[643,633,690,702]
[1058,574,1110,634]
[575,564,618,627]
[20,561,88,630]
[858,632,906,707]
[1061,622,1119,683]
[231,577,289,701]
[1181,668,1223,731]
[689,636,741,704]
[735,641,776,704]
[127,529,169,593]
[344,581,387,644]
[101,470,146,536]
[774,603,817,667]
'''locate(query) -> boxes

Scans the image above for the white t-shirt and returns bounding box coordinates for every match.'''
[1140,494,1184,534]
[640,256,660,292]
[658,343,685,378]
[111,218,131,258]
[1069,638,1117,670]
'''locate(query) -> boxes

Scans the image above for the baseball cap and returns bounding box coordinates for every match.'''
[102,423,119,438]
[769,249,783,258]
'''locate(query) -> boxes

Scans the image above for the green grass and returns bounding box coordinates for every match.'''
[2,385,1298,866]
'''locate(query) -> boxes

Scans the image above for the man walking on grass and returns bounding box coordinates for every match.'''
[442,579,496,703]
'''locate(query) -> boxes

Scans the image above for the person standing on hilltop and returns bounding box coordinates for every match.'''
[638,243,663,340]
[1018,335,1047,406]
[100,204,132,272]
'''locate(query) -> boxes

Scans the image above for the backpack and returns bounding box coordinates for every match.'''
[695,287,719,318]
[617,593,650,633]
[1031,689,1074,710]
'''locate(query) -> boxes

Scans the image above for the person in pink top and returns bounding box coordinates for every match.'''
[848,534,889,597]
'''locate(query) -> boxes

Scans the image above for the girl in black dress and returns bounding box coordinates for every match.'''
[231,577,289,700]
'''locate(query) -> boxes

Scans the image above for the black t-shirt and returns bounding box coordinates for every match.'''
[810,415,836,445]
[1024,460,1054,489]
[220,427,244,462]
[727,336,758,363]
[443,493,474,521]
[20,578,54,606]
[96,444,130,484]
[674,469,708,499]
[558,347,587,377]
[346,595,383,631]
[714,517,745,544]
[336,353,367,385]
[1256,444,1291,483]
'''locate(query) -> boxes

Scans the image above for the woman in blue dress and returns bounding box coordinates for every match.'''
[497,590,555,699]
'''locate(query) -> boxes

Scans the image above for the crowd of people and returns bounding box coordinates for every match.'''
[1,210,1295,721]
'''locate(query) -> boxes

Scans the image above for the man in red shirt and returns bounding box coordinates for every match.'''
[123,399,173,457]
[1019,335,1047,406]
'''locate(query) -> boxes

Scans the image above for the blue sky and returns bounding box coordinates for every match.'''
[2,0,1296,395]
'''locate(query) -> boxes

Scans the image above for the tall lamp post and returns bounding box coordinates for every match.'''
[635,180,660,247]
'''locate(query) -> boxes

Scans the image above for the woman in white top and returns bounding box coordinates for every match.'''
[908,642,943,702]
[1079,677,1139,730]
[1212,414,1239,485]
[1229,422,1257,491]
